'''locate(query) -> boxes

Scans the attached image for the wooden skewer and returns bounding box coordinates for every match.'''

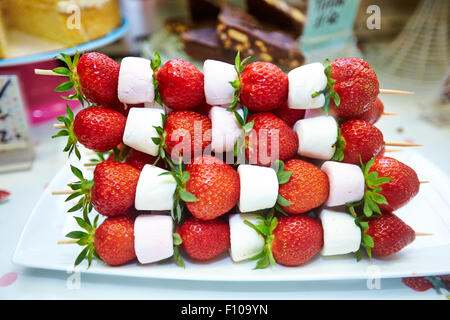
[419,181,430,184]
[385,149,403,153]
[415,232,433,236]
[34,69,66,76]
[379,89,414,95]
[385,141,422,147]
[84,162,98,167]
[51,190,76,195]
[53,124,65,129]
[382,112,400,116]
[57,239,79,244]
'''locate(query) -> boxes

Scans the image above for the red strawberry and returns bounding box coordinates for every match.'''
[68,214,136,267]
[402,277,433,292]
[278,159,329,214]
[338,119,385,165]
[245,113,298,166]
[177,217,230,260]
[76,52,123,110]
[125,148,161,171]
[193,99,213,116]
[156,59,205,110]
[365,212,415,257]
[185,155,240,220]
[240,62,288,112]
[368,156,420,211]
[272,101,305,127]
[73,107,126,153]
[164,110,212,161]
[94,215,136,266]
[271,215,323,266]
[353,97,384,124]
[0,190,10,203]
[330,57,379,118]
[438,275,450,281]
[91,161,141,217]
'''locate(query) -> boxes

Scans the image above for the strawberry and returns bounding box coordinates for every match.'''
[353,97,384,124]
[164,110,212,161]
[193,99,213,116]
[245,113,298,167]
[438,275,450,281]
[272,101,305,127]
[329,57,379,118]
[185,155,240,220]
[66,214,136,267]
[335,119,385,165]
[278,159,329,214]
[0,190,10,203]
[124,148,161,171]
[271,215,323,266]
[402,277,433,292]
[240,62,288,112]
[90,161,140,217]
[53,105,126,158]
[368,156,420,211]
[156,59,205,110]
[365,212,415,257]
[177,217,230,260]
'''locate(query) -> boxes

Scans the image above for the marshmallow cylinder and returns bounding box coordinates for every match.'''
[123,107,164,156]
[134,214,174,264]
[321,161,365,207]
[294,116,338,160]
[288,63,327,110]
[209,106,243,153]
[237,164,278,213]
[319,209,361,256]
[229,213,265,262]
[203,59,238,105]
[135,165,176,211]
[118,57,154,104]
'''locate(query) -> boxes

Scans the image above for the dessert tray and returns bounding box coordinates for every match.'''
[12,149,450,281]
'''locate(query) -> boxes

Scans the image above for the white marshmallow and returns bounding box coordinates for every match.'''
[319,208,361,256]
[209,106,243,153]
[203,59,238,105]
[134,214,174,264]
[294,116,338,160]
[229,213,265,262]
[237,164,278,213]
[288,63,327,110]
[118,57,154,104]
[135,165,176,211]
[321,161,365,207]
[123,107,164,156]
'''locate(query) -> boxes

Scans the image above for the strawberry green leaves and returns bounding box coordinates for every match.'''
[233,106,254,163]
[353,216,374,261]
[227,50,251,112]
[66,165,94,221]
[151,112,168,167]
[150,51,163,106]
[172,232,185,268]
[65,214,100,267]
[275,160,292,215]
[159,156,197,223]
[312,59,340,114]
[332,127,346,162]
[52,104,81,160]
[244,209,278,269]
[360,157,391,217]
[54,51,88,106]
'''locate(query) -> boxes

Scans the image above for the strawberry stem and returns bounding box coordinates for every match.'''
[52,104,81,160]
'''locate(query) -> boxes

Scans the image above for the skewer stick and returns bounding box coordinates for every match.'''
[51,190,76,195]
[419,181,430,184]
[34,69,66,76]
[84,162,98,167]
[382,112,400,116]
[53,124,65,129]
[415,232,433,236]
[385,142,422,147]
[57,239,79,244]
[379,89,414,95]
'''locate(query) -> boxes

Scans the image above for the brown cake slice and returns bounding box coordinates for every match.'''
[188,0,224,21]
[245,0,307,37]
[217,6,305,70]
[181,26,235,63]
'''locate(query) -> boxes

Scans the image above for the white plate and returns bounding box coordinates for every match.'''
[12,150,450,281]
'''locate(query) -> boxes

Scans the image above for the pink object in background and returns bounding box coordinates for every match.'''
[0,60,80,125]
